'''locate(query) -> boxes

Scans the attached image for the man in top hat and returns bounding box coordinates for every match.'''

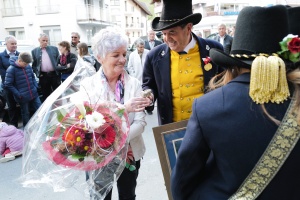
[172,5,300,200]
[142,0,223,125]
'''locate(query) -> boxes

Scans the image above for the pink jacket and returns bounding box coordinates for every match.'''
[0,125,24,154]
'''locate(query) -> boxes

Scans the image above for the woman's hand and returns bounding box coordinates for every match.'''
[125,97,152,113]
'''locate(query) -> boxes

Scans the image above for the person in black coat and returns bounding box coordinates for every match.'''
[0,35,20,127]
[171,5,300,200]
[31,33,61,102]
[56,41,77,82]
[144,30,163,50]
[212,23,233,47]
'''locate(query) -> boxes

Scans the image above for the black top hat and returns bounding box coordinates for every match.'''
[210,5,289,69]
[288,7,300,36]
[151,0,202,31]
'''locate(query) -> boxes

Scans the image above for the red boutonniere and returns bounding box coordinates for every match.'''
[202,56,212,71]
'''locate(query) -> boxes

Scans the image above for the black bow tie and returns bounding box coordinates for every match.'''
[178,51,187,55]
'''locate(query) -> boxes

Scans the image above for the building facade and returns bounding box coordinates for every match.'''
[0,0,151,47]
[153,0,300,38]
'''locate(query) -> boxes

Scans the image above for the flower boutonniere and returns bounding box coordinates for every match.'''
[202,56,212,71]
[278,34,300,63]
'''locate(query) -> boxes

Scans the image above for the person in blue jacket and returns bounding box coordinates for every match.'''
[4,52,41,127]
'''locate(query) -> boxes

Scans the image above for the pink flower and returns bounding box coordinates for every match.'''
[95,125,116,148]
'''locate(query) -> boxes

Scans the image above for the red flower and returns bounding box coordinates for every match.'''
[203,56,211,65]
[95,125,116,148]
[288,37,300,53]
[62,125,88,148]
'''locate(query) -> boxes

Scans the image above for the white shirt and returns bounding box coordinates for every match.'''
[219,36,225,46]
[6,49,16,56]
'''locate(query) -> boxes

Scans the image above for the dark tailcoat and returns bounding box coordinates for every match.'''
[142,34,223,125]
[171,73,300,200]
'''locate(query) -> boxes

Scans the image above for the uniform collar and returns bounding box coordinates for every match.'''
[183,34,196,53]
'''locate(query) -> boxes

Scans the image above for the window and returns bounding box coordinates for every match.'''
[110,0,120,6]
[6,28,25,40]
[2,0,22,16]
[36,0,59,14]
[41,26,61,46]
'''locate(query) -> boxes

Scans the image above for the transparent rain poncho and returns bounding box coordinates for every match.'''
[19,67,130,199]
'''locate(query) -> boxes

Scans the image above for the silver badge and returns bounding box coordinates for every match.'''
[206,45,210,50]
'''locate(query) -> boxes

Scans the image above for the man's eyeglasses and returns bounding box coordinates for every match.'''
[71,36,78,38]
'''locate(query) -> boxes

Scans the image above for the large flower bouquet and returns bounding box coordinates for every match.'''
[42,92,129,171]
[19,68,130,196]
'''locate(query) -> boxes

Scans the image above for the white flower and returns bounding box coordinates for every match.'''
[86,111,106,129]
[70,92,86,117]
[283,34,298,41]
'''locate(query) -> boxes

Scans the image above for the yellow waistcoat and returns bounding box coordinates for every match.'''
[171,44,204,122]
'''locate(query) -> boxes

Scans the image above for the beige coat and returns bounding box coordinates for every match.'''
[80,69,146,161]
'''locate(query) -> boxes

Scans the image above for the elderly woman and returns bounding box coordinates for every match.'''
[127,38,149,84]
[56,41,77,82]
[74,42,97,75]
[81,27,151,200]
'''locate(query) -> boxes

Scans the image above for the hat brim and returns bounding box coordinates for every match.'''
[151,13,202,31]
[209,48,252,69]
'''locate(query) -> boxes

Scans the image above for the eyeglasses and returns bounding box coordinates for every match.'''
[71,36,78,38]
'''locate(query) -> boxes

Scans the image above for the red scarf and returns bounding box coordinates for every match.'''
[60,52,69,65]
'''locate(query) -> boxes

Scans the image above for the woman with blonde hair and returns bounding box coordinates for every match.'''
[74,42,97,75]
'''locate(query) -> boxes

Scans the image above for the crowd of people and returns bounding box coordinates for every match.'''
[0,0,300,199]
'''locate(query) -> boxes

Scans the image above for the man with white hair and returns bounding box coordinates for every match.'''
[0,35,20,127]
[144,30,163,50]
[213,23,233,47]
[31,33,61,101]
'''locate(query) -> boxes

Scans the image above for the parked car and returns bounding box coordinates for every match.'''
[206,32,218,39]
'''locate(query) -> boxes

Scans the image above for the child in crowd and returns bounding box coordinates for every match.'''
[0,122,24,163]
[4,52,41,127]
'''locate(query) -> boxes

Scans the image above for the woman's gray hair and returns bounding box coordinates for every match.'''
[92,27,128,58]
[134,38,145,47]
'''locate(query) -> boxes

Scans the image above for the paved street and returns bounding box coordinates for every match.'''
[0,107,169,200]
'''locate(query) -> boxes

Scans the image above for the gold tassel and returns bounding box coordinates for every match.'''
[249,56,290,104]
